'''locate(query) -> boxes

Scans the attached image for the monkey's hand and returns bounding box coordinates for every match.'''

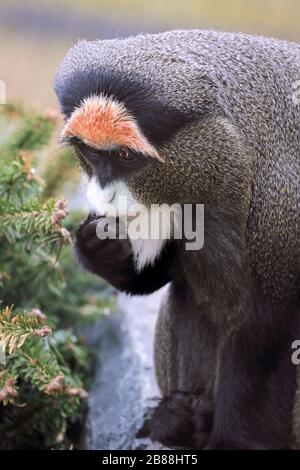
[75,214,136,292]
[75,214,174,295]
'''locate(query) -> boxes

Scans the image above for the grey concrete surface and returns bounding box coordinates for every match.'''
[83,288,168,450]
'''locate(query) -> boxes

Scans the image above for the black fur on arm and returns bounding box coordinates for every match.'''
[207,289,300,450]
[75,214,175,295]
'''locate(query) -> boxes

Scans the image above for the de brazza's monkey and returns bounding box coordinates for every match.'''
[55,30,300,449]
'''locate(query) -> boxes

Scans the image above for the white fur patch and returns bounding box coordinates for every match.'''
[84,176,171,271]
[130,238,168,272]
[86,176,115,213]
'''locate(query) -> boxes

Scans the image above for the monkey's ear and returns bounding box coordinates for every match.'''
[55,69,198,149]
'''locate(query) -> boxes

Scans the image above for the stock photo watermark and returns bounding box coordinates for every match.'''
[0,80,6,105]
[291,340,300,365]
[94,198,205,251]
[292,80,300,105]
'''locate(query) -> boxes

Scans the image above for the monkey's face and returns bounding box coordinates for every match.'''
[55,53,204,269]
[61,94,167,216]
[71,138,160,217]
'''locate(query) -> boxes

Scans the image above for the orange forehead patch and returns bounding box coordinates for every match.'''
[61,95,162,161]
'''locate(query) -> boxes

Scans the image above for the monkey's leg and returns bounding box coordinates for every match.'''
[151,282,216,448]
[75,214,175,294]
[206,295,299,450]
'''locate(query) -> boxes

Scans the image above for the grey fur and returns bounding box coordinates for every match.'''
[56,29,300,296]
[56,30,300,448]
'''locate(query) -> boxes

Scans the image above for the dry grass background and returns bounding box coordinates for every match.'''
[1,0,299,110]
[0,32,71,110]
[6,0,300,36]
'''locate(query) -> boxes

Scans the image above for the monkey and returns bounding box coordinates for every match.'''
[55,29,300,450]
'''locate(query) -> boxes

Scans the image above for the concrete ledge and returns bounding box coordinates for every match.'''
[83,289,167,450]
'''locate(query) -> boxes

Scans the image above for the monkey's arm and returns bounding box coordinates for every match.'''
[207,294,298,450]
[75,215,175,295]
[185,204,298,450]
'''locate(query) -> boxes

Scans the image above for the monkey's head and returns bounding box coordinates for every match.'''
[57,76,192,209]
[54,36,220,215]
[55,35,244,216]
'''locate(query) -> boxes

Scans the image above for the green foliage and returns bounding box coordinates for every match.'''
[42,147,80,200]
[0,105,111,449]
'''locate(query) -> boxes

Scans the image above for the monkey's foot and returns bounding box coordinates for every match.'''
[150,391,213,449]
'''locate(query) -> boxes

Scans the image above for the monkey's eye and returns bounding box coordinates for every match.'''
[74,141,100,162]
[118,147,136,163]
[84,147,101,160]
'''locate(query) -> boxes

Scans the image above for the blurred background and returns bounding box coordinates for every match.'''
[1,0,300,110]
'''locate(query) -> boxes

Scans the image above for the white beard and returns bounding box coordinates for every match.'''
[84,175,171,271]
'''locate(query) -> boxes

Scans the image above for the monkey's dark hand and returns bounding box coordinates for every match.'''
[75,214,136,292]
[75,214,174,295]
